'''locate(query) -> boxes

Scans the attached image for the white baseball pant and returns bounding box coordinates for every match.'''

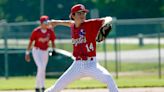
[45,57,119,92]
[32,47,49,88]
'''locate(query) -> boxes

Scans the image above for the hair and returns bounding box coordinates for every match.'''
[70,13,75,20]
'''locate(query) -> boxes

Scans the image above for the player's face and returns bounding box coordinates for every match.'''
[73,11,86,23]
[41,20,49,29]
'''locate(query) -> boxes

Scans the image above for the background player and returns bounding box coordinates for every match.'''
[45,4,119,92]
[25,15,56,92]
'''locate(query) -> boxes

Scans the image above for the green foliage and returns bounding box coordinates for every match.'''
[0,0,164,22]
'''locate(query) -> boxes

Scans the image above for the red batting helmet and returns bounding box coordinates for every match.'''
[69,4,89,20]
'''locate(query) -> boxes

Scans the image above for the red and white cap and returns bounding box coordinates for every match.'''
[69,4,89,19]
[40,15,49,24]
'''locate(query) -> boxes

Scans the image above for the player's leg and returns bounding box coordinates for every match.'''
[45,61,83,92]
[40,50,49,92]
[87,60,119,92]
[32,48,42,91]
[32,48,48,92]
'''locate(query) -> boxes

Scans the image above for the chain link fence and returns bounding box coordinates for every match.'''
[0,18,163,79]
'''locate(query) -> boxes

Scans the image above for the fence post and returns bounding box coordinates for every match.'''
[103,39,107,69]
[138,33,144,46]
[157,25,161,79]
[113,17,119,79]
[4,22,9,79]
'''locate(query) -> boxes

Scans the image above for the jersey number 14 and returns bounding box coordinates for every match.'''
[85,43,94,52]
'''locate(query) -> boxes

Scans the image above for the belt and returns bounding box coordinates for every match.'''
[34,47,47,51]
[75,56,94,61]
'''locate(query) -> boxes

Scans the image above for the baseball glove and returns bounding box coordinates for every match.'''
[96,23,112,42]
[49,49,57,56]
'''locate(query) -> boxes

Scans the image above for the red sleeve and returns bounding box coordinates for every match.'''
[30,29,37,41]
[92,18,104,32]
[88,19,104,38]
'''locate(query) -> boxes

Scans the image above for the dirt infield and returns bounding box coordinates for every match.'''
[1,87,164,92]
[62,88,164,92]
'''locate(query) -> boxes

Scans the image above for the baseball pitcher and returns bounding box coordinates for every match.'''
[45,4,119,92]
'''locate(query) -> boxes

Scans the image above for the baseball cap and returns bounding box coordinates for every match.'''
[40,15,49,24]
[69,4,89,19]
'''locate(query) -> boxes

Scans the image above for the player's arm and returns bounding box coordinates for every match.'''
[51,40,55,49]
[49,20,74,27]
[50,29,56,49]
[49,40,57,56]
[96,16,113,42]
[101,16,112,26]
[49,30,57,56]
[25,40,33,62]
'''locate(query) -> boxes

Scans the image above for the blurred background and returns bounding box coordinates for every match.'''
[0,0,164,80]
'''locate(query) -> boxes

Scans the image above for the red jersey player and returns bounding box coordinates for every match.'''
[25,15,56,92]
[45,4,119,92]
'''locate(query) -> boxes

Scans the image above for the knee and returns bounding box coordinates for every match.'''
[38,65,46,71]
[101,74,114,84]
[37,67,46,75]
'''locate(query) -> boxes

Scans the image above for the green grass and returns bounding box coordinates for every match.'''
[1,62,164,90]
[56,43,164,52]
[0,61,164,90]
[0,76,164,90]
[0,76,35,90]
[100,62,164,72]
[97,43,164,52]
[117,76,164,88]
[67,76,164,88]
